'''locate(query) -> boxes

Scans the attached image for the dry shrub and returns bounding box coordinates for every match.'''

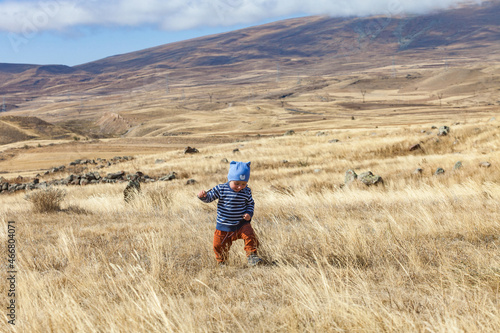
[25,188,66,213]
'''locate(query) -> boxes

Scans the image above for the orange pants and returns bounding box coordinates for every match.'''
[213,223,258,263]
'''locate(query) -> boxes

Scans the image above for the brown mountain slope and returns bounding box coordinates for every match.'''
[0,1,499,100]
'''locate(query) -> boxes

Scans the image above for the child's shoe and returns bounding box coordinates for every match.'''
[247,254,263,267]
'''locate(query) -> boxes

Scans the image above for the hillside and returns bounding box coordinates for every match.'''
[0,116,74,145]
[0,1,499,98]
[0,1,499,151]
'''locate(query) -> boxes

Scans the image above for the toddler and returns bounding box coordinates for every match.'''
[198,161,263,267]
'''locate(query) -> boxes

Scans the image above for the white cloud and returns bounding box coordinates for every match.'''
[0,0,484,34]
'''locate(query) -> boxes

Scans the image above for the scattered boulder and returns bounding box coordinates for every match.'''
[438,126,450,136]
[284,130,295,136]
[329,139,340,143]
[409,143,421,152]
[453,161,463,171]
[184,146,199,154]
[413,168,424,175]
[124,180,141,203]
[155,159,166,164]
[233,148,240,153]
[186,179,196,185]
[435,168,445,176]
[344,169,358,186]
[221,158,229,163]
[358,171,384,186]
[159,172,177,181]
[107,171,125,180]
[479,162,491,168]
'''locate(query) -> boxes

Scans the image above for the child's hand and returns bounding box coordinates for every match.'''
[243,213,251,221]
[198,190,207,198]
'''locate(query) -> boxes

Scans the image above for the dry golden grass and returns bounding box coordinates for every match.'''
[0,119,499,332]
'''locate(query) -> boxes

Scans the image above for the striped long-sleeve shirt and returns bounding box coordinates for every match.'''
[200,182,255,232]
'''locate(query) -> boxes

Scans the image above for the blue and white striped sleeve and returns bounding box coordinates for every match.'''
[200,185,221,203]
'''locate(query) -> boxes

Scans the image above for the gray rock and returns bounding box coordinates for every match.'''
[284,130,295,136]
[186,179,196,185]
[409,143,421,151]
[159,172,177,181]
[438,126,450,136]
[329,139,340,143]
[479,162,491,168]
[453,161,463,170]
[345,169,358,185]
[124,180,141,203]
[184,146,199,154]
[435,168,445,176]
[358,171,384,186]
[413,168,424,175]
[107,171,125,180]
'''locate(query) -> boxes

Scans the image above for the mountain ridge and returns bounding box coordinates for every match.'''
[0,1,498,77]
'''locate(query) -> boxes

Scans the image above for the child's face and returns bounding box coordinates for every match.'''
[229,181,248,192]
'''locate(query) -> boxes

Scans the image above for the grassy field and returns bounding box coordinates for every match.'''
[0,117,499,332]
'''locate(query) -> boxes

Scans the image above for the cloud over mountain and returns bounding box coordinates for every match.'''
[0,0,485,34]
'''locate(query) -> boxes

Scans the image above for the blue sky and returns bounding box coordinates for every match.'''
[0,0,481,66]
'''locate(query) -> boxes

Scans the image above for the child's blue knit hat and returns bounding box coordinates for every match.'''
[227,161,251,182]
